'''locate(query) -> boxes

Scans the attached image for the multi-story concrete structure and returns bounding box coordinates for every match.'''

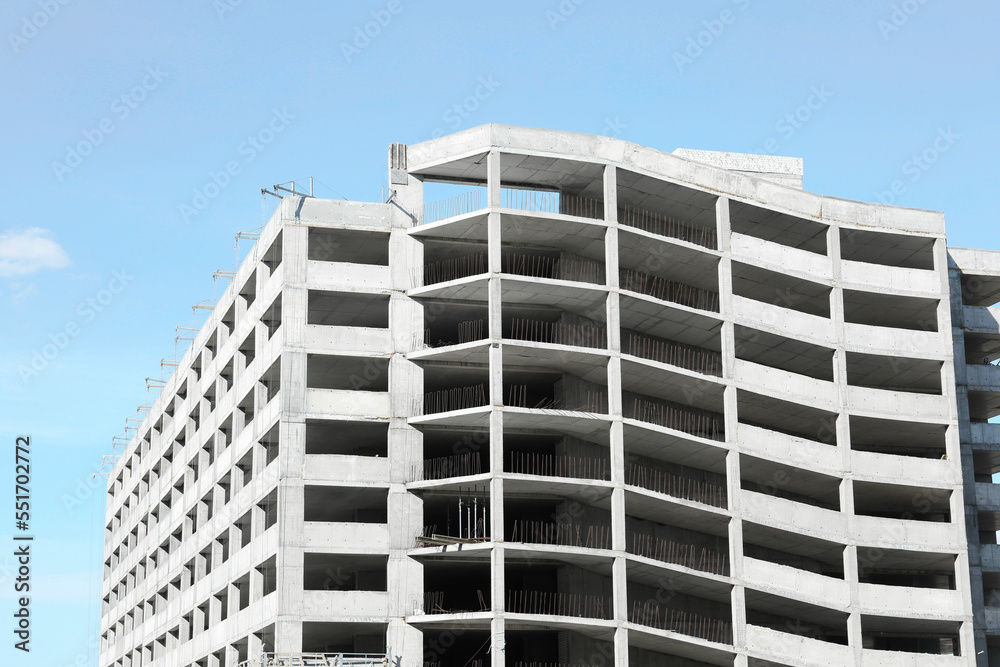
[100,124,1000,667]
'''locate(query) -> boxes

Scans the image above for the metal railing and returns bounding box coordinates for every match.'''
[506,589,612,619]
[624,394,724,441]
[508,451,609,480]
[620,268,720,312]
[625,463,727,508]
[508,520,612,550]
[620,204,718,249]
[509,318,607,349]
[627,531,729,576]
[421,188,604,224]
[629,600,733,645]
[624,332,722,376]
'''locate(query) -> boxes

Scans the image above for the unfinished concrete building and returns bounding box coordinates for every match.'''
[100,124,1000,667]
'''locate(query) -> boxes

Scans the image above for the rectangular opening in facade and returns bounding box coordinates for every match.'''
[305,419,388,457]
[856,547,955,589]
[301,621,387,654]
[849,415,947,458]
[745,589,848,645]
[423,300,490,348]
[303,553,388,591]
[419,428,489,480]
[729,200,828,254]
[735,325,834,381]
[308,226,390,265]
[839,227,935,270]
[845,351,942,394]
[498,153,605,219]
[861,615,960,656]
[732,261,832,318]
[737,389,838,445]
[307,354,389,392]
[308,290,390,328]
[853,480,951,522]
[504,562,612,620]
[743,522,845,578]
[617,169,719,249]
[303,485,388,523]
[740,454,841,511]
[842,289,938,332]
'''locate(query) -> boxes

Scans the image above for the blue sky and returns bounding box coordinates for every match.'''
[1,1,997,664]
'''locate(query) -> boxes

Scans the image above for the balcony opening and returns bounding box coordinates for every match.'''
[261,295,282,338]
[861,616,960,656]
[421,364,489,414]
[301,621,386,654]
[505,496,612,550]
[421,301,489,348]
[424,561,491,613]
[306,419,388,457]
[505,562,613,620]
[625,388,724,441]
[303,486,387,523]
[842,289,938,332]
[505,307,608,351]
[740,454,841,511]
[743,521,845,579]
[730,200,828,255]
[307,354,389,392]
[505,629,613,667]
[732,261,831,317]
[260,358,281,404]
[737,390,838,446]
[856,547,955,589]
[420,629,489,667]
[505,433,610,481]
[261,231,282,273]
[845,351,943,394]
[745,589,848,645]
[622,327,721,376]
[849,415,947,459]
[840,227,935,270]
[303,554,387,591]
[308,290,390,328]
[617,169,719,249]
[735,325,834,381]
[618,240,720,313]
[308,227,389,265]
[628,579,733,645]
[421,239,489,286]
[418,429,489,481]
[854,481,951,523]
[419,486,491,543]
[625,451,727,508]
[625,513,729,576]
[239,270,256,309]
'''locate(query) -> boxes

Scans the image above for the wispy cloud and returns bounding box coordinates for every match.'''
[0,227,71,277]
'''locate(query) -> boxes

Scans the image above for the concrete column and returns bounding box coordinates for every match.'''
[613,625,629,667]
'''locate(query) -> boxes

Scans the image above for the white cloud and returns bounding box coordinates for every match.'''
[0,227,71,277]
